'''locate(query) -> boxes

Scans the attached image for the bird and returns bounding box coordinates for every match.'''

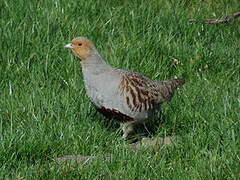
[65,37,185,137]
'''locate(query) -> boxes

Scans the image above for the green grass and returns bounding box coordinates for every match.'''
[1,0,240,179]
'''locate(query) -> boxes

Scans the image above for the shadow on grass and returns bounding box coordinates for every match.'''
[92,107,167,139]
[86,101,191,142]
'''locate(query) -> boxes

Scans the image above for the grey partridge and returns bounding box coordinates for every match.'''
[65,37,185,137]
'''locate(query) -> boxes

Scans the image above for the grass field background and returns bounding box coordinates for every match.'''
[1,0,240,179]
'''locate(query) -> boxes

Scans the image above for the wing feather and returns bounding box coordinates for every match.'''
[118,71,159,112]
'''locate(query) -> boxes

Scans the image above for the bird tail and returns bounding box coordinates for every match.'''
[165,78,185,89]
[158,78,185,103]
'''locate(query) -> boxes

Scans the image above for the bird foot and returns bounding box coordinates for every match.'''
[122,132,129,138]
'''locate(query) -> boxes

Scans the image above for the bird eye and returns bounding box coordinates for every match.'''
[78,43,82,46]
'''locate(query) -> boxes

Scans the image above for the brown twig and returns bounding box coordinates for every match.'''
[189,11,240,24]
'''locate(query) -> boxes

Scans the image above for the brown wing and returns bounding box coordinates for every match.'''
[118,71,159,112]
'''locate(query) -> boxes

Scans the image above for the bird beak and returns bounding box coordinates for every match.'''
[64,43,72,49]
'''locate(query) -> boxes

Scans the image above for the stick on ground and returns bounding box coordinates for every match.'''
[189,11,240,24]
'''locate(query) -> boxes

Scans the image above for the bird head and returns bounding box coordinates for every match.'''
[65,37,96,61]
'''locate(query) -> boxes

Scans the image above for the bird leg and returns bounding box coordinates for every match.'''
[121,121,136,138]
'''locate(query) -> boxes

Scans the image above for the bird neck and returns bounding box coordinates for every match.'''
[81,51,106,65]
[80,52,112,75]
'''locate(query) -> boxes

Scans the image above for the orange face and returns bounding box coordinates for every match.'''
[65,37,95,61]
